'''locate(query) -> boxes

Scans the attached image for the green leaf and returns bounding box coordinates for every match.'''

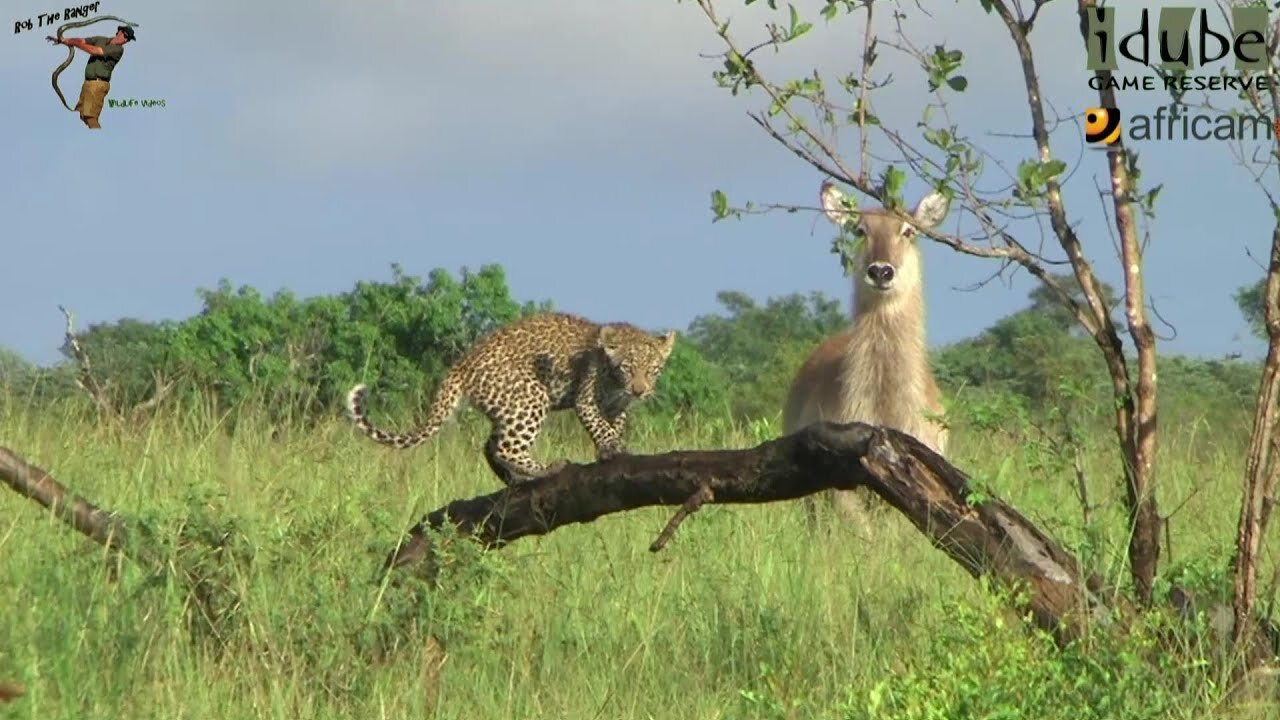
[934,182,956,203]
[946,75,969,92]
[1138,183,1164,219]
[995,454,1014,485]
[1143,184,1161,207]
[711,190,729,221]
[1014,158,1067,203]
[880,165,906,207]
[1016,159,1036,187]
[922,127,953,149]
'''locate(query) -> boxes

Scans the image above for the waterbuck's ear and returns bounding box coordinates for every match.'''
[911,189,950,229]
[819,179,858,229]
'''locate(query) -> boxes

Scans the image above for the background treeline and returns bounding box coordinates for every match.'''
[0,262,1267,431]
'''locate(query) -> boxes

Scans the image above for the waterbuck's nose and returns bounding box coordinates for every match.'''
[866,262,895,285]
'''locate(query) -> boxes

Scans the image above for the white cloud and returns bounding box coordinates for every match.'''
[1,0,1132,176]
[177,0,1091,174]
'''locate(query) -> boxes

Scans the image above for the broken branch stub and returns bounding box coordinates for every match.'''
[649,482,714,552]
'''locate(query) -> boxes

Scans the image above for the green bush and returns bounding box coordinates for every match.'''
[851,591,1216,720]
[1,265,1270,438]
[648,338,731,417]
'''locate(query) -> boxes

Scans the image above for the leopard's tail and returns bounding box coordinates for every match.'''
[345,376,465,450]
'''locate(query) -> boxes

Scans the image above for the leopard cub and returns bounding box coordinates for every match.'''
[346,311,677,484]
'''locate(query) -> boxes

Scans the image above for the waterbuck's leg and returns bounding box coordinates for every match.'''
[803,488,878,541]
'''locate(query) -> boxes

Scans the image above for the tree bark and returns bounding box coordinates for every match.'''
[0,446,144,564]
[388,421,1120,645]
[1234,222,1280,652]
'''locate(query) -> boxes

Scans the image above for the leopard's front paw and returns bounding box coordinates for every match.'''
[596,444,627,461]
[541,459,570,476]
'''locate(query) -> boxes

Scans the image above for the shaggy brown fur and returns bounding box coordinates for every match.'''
[783,180,950,529]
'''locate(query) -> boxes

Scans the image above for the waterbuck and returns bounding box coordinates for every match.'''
[782,179,951,530]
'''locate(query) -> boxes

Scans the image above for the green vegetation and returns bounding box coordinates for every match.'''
[1236,277,1273,341]
[7,0,1277,712]
[0,263,1274,718]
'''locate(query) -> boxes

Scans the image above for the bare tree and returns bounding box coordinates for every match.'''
[1176,0,1280,658]
[58,305,175,425]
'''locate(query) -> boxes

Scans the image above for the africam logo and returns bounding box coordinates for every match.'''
[1084,107,1122,147]
[1084,106,1280,147]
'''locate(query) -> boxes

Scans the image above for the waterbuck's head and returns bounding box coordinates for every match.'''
[819,180,950,308]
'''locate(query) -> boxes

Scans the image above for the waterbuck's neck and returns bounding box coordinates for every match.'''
[837,277,930,425]
[850,285,927,364]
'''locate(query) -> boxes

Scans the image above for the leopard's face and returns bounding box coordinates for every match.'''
[600,327,678,399]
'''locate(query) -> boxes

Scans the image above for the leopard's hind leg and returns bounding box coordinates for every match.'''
[472,378,567,485]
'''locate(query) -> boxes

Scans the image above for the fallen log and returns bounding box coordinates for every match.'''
[0,447,147,566]
[387,420,1120,644]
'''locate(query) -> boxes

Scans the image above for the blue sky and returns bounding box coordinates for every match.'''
[1,0,1274,366]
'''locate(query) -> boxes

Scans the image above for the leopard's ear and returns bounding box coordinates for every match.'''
[597,325,623,361]
[658,329,677,356]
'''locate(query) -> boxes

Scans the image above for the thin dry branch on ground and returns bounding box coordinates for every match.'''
[0,681,23,703]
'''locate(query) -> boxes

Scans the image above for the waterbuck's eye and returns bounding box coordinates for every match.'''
[902,224,916,239]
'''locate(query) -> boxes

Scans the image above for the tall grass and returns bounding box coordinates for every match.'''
[0,392,1274,719]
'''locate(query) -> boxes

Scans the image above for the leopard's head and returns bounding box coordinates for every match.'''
[598,324,678,399]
